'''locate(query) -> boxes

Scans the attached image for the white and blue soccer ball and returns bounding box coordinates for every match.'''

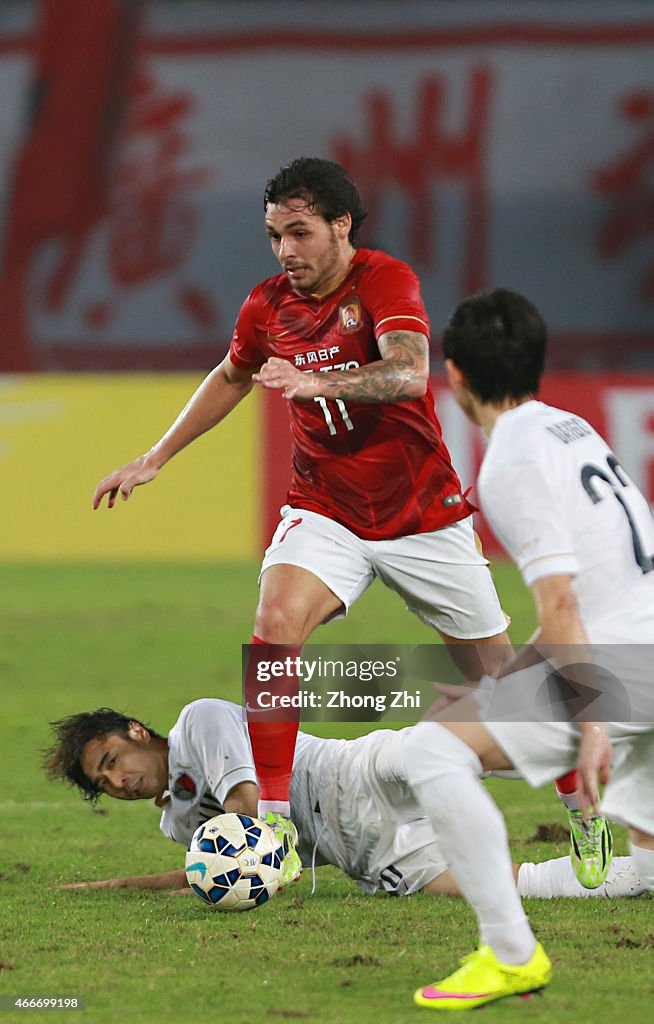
[185,812,285,911]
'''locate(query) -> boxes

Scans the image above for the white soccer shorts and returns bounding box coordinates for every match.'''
[292,728,449,895]
[260,506,507,640]
[486,718,654,837]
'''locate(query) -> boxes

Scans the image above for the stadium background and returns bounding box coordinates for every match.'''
[1,0,653,563]
[1,5,654,1021]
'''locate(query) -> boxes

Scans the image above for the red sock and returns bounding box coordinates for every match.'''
[555,770,578,795]
[244,634,300,804]
[554,769,582,811]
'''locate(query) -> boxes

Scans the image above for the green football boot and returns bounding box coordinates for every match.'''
[568,809,613,888]
[265,812,303,889]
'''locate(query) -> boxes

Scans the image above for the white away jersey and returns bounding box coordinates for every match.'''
[159,700,447,894]
[159,699,257,846]
[478,401,654,639]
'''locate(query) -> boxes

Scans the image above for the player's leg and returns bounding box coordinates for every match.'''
[426,856,644,899]
[247,563,341,811]
[376,522,612,888]
[404,719,537,959]
[552,767,613,887]
[629,828,654,892]
[402,716,562,1008]
[601,725,654,894]
[517,855,644,898]
[436,630,512,679]
[255,505,375,644]
[246,563,341,886]
[246,508,374,881]
[255,563,344,645]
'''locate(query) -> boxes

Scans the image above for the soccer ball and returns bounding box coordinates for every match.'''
[185,812,285,911]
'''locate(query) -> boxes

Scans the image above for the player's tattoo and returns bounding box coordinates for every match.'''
[315,330,429,403]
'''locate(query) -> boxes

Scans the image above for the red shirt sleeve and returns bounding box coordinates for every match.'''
[229,289,266,371]
[360,256,430,342]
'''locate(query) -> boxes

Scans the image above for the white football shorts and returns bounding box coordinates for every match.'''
[291,728,449,895]
[486,718,654,836]
[260,505,507,640]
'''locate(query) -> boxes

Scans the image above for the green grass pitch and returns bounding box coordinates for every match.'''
[0,561,651,1023]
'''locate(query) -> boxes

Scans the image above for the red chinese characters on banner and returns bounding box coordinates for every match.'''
[0,0,219,370]
[593,90,654,302]
[0,0,145,370]
[91,65,218,333]
[331,68,494,295]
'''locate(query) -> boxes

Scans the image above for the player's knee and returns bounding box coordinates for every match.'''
[402,721,483,791]
[254,599,306,644]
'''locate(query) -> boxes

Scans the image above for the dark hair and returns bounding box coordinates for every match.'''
[43,709,163,803]
[264,157,367,243]
[442,288,547,403]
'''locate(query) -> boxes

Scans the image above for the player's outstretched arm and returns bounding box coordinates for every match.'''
[92,355,255,509]
[59,868,188,891]
[253,330,429,403]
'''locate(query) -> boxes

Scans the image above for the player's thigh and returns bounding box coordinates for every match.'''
[485,720,579,787]
[260,506,375,624]
[256,564,344,642]
[338,732,452,896]
[371,518,507,640]
[405,716,516,774]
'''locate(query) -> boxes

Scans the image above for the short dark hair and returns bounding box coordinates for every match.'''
[442,288,547,403]
[264,157,367,243]
[43,709,163,803]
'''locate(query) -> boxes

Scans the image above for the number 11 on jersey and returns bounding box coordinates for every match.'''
[314,396,354,435]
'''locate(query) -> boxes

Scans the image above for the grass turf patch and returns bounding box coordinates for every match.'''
[0,561,651,1023]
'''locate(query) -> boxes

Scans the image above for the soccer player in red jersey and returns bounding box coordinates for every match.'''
[92,158,511,881]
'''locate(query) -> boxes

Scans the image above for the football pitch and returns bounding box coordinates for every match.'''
[0,561,651,1024]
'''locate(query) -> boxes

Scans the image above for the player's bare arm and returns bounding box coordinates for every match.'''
[252,329,429,403]
[58,780,258,892]
[59,868,188,892]
[92,354,255,509]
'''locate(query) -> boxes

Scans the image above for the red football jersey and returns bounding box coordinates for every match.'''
[230,248,474,540]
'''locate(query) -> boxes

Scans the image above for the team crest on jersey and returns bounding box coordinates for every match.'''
[339,297,362,333]
[172,772,197,801]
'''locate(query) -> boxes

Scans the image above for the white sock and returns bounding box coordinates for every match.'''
[556,790,583,812]
[518,856,645,898]
[402,722,536,966]
[258,799,290,819]
[630,844,654,892]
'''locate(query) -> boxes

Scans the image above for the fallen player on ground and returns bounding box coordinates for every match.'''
[44,698,643,900]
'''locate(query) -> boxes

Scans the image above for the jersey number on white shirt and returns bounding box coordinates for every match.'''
[581,454,654,574]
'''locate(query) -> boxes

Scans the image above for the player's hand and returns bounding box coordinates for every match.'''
[575,723,612,816]
[92,454,161,509]
[252,358,316,400]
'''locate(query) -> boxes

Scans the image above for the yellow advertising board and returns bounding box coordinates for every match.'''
[0,375,260,560]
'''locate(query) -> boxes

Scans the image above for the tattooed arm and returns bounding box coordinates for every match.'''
[252,330,429,403]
